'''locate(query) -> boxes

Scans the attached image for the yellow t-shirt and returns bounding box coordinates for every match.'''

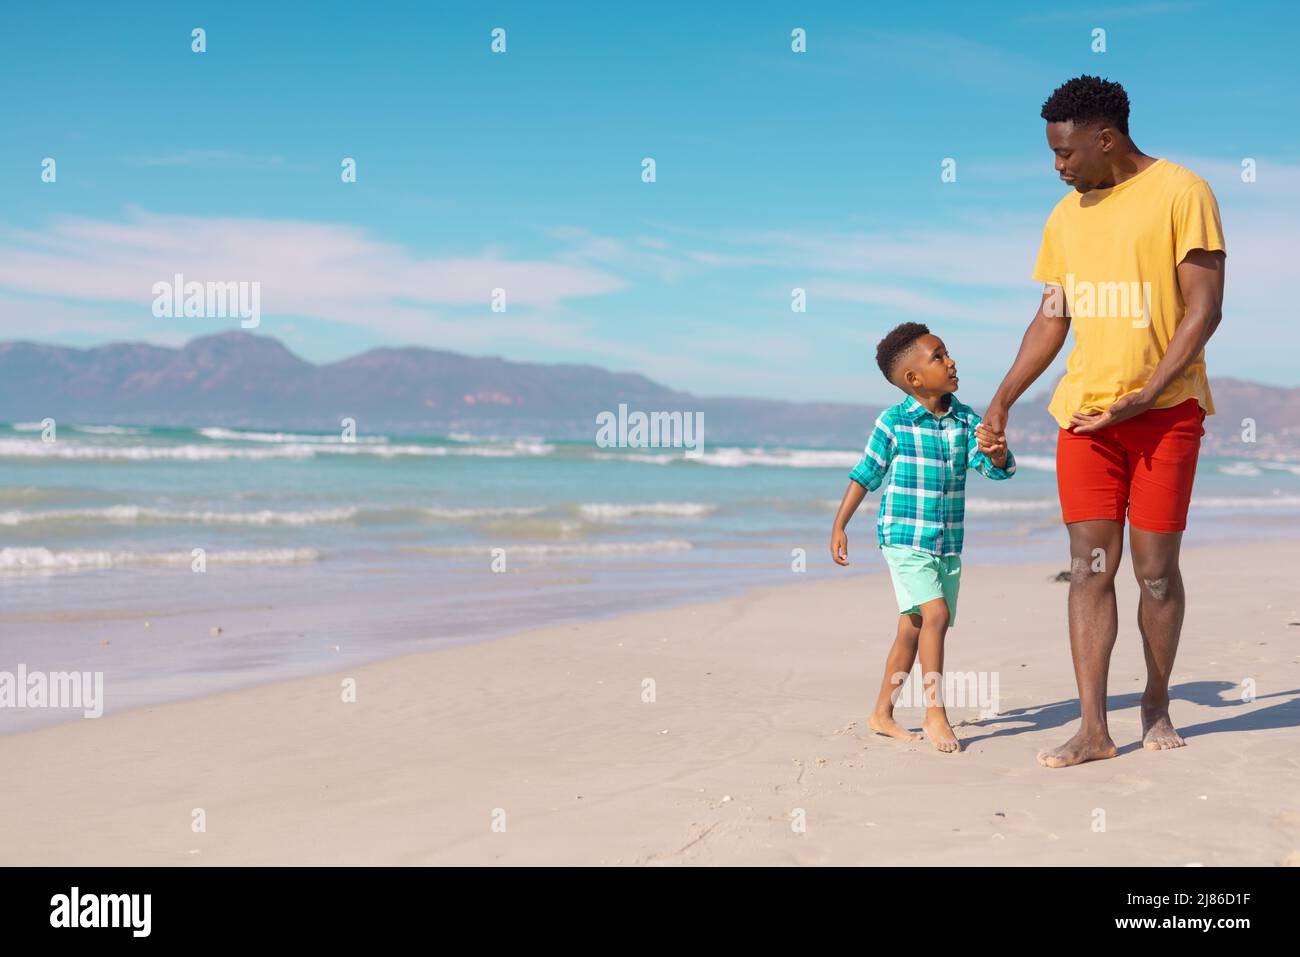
[1032,158,1226,429]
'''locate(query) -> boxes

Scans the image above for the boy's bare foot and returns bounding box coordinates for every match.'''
[1036,729,1117,768]
[1141,705,1186,751]
[922,715,961,753]
[868,713,920,742]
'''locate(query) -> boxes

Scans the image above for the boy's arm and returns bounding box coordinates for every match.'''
[830,482,867,566]
[848,414,895,493]
[968,414,1016,480]
[831,416,894,565]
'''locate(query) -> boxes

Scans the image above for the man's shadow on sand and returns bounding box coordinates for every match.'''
[956,681,1300,754]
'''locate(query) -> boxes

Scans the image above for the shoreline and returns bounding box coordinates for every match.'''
[2,523,1296,736]
[2,537,1297,865]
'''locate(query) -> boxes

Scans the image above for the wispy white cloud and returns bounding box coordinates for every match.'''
[1168,154,1300,200]
[2,188,1291,399]
[1014,2,1204,23]
[671,218,1046,289]
[822,30,1049,89]
[957,152,1300,196]
[0,210,628,345]
[0,294,145,339]
[748,28,1050,92]
[546,225,693,282]
[128,150,286,168]
[810,281,1031,327]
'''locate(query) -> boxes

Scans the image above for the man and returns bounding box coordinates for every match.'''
[978,75,1226,768]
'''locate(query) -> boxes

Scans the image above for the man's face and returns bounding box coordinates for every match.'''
[1046,120,1110,192]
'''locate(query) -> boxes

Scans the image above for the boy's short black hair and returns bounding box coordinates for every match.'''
[1040,75,1130,136]
[876,322,930,386]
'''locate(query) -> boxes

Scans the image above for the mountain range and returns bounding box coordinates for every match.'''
[1,331,1296,455]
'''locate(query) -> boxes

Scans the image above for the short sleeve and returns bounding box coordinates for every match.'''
[1173,179,1226,264]
[849,415,895,492]
[1031,213,1064,286]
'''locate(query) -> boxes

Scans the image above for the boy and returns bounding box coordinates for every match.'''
[830,322,1015,754]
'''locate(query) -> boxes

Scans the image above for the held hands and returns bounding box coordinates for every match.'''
[975,422,1008,468]
[981,405,1007,437]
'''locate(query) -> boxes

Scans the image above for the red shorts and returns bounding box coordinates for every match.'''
[1055,398,1206,533]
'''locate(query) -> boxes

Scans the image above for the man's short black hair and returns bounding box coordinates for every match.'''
[876,322,930,386]
[1041,75,1130,136]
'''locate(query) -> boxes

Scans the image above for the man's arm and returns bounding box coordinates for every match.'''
[982,286,1072,436]
[1140,248,1225,401]
[1069,248,1224,432]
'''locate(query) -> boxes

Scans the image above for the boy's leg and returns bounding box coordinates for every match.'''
[868,612,922,741]
[916,596,960,753]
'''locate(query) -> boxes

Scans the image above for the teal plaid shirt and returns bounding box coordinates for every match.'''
[848,393,1016,556]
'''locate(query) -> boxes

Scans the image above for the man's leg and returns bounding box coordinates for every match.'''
[1123,400,1204,752]
[1036,519,1124,768]
[1129,527,1187,750]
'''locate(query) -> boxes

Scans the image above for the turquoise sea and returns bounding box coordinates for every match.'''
[3,421,1299,729]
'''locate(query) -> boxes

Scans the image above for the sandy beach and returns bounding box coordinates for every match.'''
[1,537,1298,866]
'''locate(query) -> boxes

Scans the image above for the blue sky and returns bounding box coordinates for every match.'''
[2,0,1296,406]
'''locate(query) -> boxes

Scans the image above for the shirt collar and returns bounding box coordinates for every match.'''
[902,393,966,422]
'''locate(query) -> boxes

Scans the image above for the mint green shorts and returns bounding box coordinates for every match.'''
[880,544,961,625]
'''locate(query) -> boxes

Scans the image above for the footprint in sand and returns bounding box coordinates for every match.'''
[1096,773,1156,796]
[991,808,1057,841]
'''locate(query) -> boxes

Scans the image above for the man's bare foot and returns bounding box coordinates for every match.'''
[1036,729,1117,768]
[1141,704,1187,751]
[868,712,920,742]
[922,715,961,753]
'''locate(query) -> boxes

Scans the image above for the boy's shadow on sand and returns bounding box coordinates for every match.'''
[956,681,1300,753]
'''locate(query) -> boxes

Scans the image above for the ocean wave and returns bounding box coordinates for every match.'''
[961,495,1300,512]
[0,439,554,461]
[599,451,676,465]
[0,546,320,573]
[1257,461,1300,476]
[0,503,583,527]
[591,446,1063,471]
[1191,495,1300,509]
[451,440,555,457]
[693,448,861,469]
[590,447,860,468]
[198,427,389,444]
[411,539,693,557]
[0,440,315,461]
[577,502,716,520]
[0,487,88,505]
[72,424,151,435]
[421,506,547,519]
[0,505,361,527]
[1217,462,1261,477]
[963,498,1059,513]
[1011,455,1057,472]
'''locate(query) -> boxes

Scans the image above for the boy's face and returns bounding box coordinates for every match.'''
[903,334,959,394]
